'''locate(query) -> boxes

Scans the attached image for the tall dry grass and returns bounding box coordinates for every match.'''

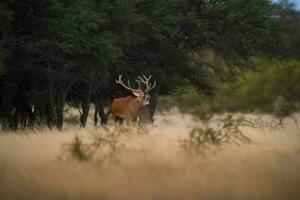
[0,111,300,200]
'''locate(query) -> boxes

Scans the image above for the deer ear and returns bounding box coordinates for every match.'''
[132,91,141,97]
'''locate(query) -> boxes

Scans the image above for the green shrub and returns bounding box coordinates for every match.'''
[158,59,300,117]
[156,95,178,112]
[157,86,206,113]
[180,115,251,154]
[213,59,300,115]
[172,86,204,110]
[273,96,293,119]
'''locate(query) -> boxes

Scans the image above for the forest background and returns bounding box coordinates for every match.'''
[0,0,299,129]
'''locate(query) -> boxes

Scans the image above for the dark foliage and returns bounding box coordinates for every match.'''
[0,0,298,130]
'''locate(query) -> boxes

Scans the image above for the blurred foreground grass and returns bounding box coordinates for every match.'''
[0,112,300,200]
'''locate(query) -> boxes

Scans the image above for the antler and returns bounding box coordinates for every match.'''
[137,75,156,93]
[116,75,141,93]
[116,74,156,93]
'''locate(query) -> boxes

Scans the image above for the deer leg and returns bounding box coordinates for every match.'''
[115,116,124,125]
[131,116,139,126]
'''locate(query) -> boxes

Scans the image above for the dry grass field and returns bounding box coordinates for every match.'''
[0,111,300,200]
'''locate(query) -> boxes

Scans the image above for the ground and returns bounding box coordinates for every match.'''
[0,111,300,200]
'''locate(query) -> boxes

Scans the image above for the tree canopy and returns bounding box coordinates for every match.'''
[0,0,299,129]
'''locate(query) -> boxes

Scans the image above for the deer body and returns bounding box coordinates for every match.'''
[109,75,156,122]
[111,96,144,120]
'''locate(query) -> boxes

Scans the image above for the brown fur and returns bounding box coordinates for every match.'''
[111,96,144,120]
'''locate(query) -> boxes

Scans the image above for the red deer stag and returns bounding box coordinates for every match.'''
[109,75,156,123]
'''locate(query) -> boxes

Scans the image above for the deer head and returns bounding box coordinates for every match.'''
[115,74,156,106]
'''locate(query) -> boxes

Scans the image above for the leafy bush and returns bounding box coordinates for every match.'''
[156,95,178,112]
[158,59,300,119]
[212,59,300,115]
[60,131,123,163]
[180,115,251,154]
[157,86,203,110]
[180,112,288,155]
[273,96,292,119]
[60,125,149,163]
[172,86,204,111]
[157,86,215,119]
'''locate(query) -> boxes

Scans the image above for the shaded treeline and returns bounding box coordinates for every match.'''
[0,0,298,130]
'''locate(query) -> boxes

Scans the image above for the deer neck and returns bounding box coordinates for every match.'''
[128,97,143,115]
